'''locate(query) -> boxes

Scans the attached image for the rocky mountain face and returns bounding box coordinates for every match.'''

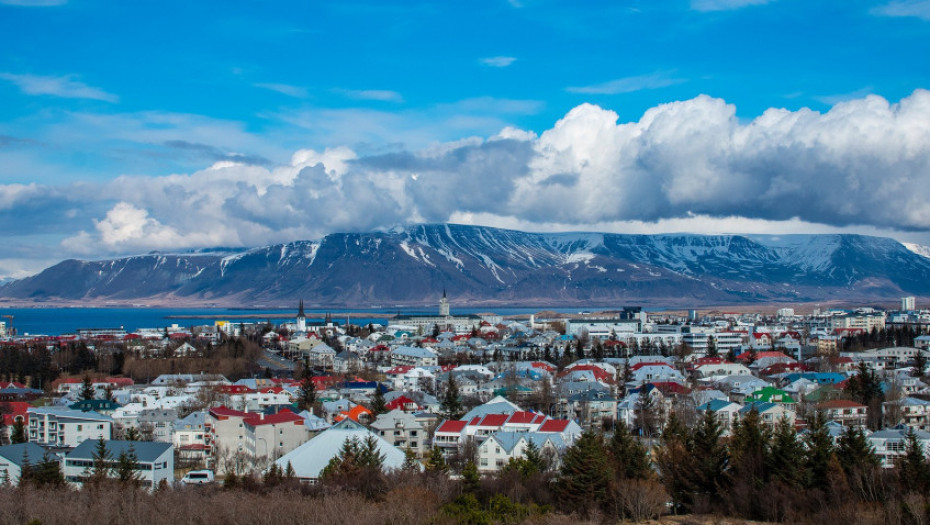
[3,224,930,307]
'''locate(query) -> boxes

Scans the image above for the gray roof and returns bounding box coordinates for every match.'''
[273,419,411,479]
[391,346,438,359]
[67,439,172,463]
[0,443,49,467]
[28,407,113,422]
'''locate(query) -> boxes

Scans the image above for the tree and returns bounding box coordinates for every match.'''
[836,425,881,501]
[633,388,660,438]
[804,412,835,489]
[401,447,419,472]
[116,444,140,485]
[913,351,927,379]
[370,384,387,416]
[899,429,930,493]
[297,369,317,413]
[766,415,805,488]
[556,430,612,515]
[425,446,449,474]
[89,436,112,482]
[123,426,140,441]
[33,452,65,487]
[609,421,651,480]
[706,336,718,357]
[79,374,96,401]
[10,419,26,444]
[461,460,481,494]
[691,409,729,497]
[440,375,464,421]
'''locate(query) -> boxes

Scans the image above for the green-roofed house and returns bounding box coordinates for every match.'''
[69,399,122,416]
[745,386,796,404]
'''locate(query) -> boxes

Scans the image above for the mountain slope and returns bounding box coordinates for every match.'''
[3,224,930,307]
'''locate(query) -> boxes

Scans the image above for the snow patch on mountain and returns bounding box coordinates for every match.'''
[903,242,930,259]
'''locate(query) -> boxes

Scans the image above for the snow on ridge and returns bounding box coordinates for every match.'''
[903,242,930,259]
[564,252,595,264]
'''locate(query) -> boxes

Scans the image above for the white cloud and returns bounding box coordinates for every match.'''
[0,0,67,5]
[691,0,775,11]
[872,0,930,20]
[6,89,930,277]
[566,72,685,95]
[0,73,117,102]
[481,56,517,68]
[254,83,308,98]
[337,89,404,102]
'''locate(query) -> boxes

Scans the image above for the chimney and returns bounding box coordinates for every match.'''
[260,413,265,421]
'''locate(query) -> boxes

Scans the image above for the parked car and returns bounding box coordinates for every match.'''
[180,470,215,485]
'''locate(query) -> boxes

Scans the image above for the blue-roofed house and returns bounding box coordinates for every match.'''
[0,442,49,485]
[696,399,742,434]
[476,431,565,473]
[868,426,930,468]
[63,439,173,489]
[739,401,795,429]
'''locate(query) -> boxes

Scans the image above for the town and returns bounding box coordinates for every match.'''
[1,294,930,523]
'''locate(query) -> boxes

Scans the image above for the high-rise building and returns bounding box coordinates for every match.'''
[903,296,917,311]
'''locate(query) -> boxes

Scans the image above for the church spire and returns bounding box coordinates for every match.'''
[297,299,305,319]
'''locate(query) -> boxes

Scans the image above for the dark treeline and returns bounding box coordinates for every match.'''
[0,337,263,388]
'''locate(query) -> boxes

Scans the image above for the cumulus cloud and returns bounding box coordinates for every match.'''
[0,73,117,102]
[1,88,927,271]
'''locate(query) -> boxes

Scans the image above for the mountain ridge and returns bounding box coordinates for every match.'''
[2,224,929,307]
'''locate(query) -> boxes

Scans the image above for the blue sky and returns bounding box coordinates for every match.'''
[1,0,930,277]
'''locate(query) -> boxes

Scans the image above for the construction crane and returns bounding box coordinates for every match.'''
[2,314,13,336]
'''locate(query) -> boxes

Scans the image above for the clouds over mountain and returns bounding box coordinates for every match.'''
[5,90,930,275]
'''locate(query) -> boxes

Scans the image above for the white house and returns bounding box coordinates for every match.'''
[868,427,930,469]
[27,407,112,448]
[63,439,174,489]
[0,443,48,485]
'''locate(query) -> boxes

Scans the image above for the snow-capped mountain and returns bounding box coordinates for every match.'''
[3,224,930,307]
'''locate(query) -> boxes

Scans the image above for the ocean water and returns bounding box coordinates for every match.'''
[0,306,578,336]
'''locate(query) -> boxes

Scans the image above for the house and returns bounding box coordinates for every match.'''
[63,439,174,489]
[27,407,113,448]
[868,426,930,468]
[242,409,310,466]
[390,346,439,368]
[0,442,48,485]
[739,402,796,430]
[884,397,930,431]
[476,431,564,473]
[817,399,868,428]
[744,386,796,405]
[172,411,210,466]
[272,419,411,482]
[370,409,427,458]
[696,399,743,434]
[205,406,250,473]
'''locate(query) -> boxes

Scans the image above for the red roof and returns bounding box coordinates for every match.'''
[538,419,570,433]
[476,414,508,427]
[631,361,673,371]
[0,401,30,426]
[506,411,546,425]
[436,420,468,433]
[818,399,867,410]
[209,406,249,419]
[386,366,413,375]
[385,395,418,411]
[244,409,303,427]
[217,385,254,394]
[105,377,135,387]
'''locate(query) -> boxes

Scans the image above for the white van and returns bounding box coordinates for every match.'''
[180,470,215,485]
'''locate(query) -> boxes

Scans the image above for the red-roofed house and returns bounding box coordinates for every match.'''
[817,399,868,428]
[242,409,310,464]
[385,395,419,412]
[433,420,468,451]
[334,405,373,425]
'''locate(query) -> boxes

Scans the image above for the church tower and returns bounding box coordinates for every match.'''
[439,290,450,317]
[296,299,306,333]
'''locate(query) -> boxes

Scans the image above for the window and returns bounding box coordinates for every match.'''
[77,425,83,431]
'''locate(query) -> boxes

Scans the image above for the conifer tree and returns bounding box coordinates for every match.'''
[79,374,96,401]
[556,430,612,514]
[899,429,930,493]
[461,460,481,494]
[767,415,805,488]
[440,375,464,421]
[804,412,835,489]
[34,452,65,487]
[402,447,419,472]
[691,409,729,496]
[425,446,449,474]
[89,436,112,482]
[18,450,33,485]
[10,420,25,444]
[116,444,140,485]
[370,384,387,415]
[836,424,880,500]
[609,421,651,480]
[297,369,317,413]
[523,440,548,474]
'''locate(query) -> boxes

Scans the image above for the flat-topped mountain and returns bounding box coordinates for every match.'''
[2,224,929,307]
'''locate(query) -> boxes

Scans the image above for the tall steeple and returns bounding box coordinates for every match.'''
[439,289,450,317]
[296,299,306,333]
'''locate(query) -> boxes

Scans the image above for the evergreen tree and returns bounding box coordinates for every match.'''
[34,452,65,487]
[767,415,805,488]
[89,436,112,482]
[79,374,96,401]
[899,429,930,493]
[402,447,419,472]
[440,375,465,421]
[123,426,140,441]
[846,362,884,408]
[706,336,718,357]
[284,461,296,480]
[297,369,317,413]
[633,388,660,438]
[556,430,612,514]
[461,460,481,494]
[10,419,25,444]
[804,412,835,489]
[523,440,548,474]
[18,450,33,485]
[425,446,449,474]
[914,351,927,378]
[116,444,140,485]
[575,340,585,361]
[729,408,770,491]
[691,409,729,496]
[543,346,553,364]
[836,424,881,500]
[370,384,387,415]
[609,421,651,480]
